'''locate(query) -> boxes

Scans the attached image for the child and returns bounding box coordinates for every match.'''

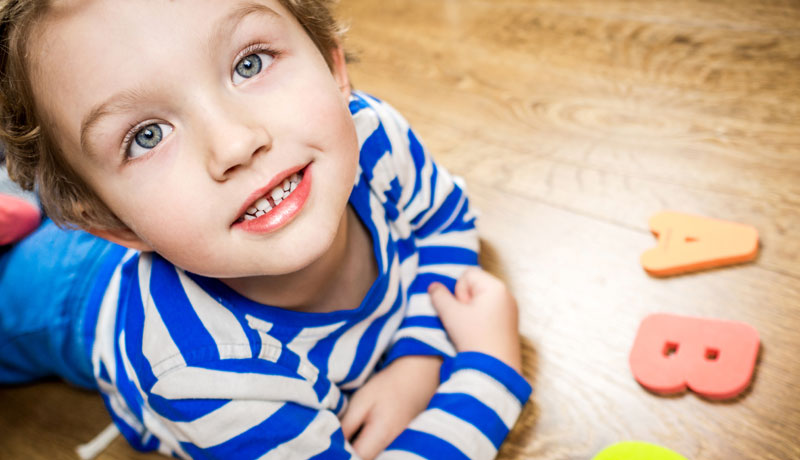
[0,1,530,459]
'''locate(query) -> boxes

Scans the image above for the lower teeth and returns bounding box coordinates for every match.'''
[239,172,303,222]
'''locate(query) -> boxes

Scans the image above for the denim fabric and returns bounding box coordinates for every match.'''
[0,219,121,389]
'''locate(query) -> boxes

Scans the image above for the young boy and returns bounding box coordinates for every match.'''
[0,1,530,459]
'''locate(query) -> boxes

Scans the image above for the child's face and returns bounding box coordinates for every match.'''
[31,0,359,277]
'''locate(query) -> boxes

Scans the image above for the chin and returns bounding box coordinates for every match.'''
[268,218,343,275]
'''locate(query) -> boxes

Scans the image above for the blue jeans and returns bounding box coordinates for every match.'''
[0,220,125,389]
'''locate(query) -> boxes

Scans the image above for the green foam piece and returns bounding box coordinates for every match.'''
[592,441,688,460]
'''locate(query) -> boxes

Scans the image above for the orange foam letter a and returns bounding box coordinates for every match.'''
[640,211,758,276]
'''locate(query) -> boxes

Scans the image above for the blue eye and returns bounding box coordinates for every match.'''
[232,52,274,85]
[236,54,261,77]
[127,122,173,159]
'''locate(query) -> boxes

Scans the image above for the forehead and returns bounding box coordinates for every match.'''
[30,0,298,82]
[27,0,302,145]
[32,0,298,57]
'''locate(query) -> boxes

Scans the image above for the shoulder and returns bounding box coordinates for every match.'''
[349,91,428,186]
[114,256,314,393]
[350,91,414,159]
[115,254,215,386]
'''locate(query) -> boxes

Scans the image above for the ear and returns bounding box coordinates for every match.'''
[330,45,351,99]
[86,226,154,252]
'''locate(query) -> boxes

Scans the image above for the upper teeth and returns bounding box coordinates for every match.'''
[243,173,301,221]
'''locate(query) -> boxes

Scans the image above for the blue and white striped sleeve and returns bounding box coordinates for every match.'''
[362,95,479,364]
[378,352,532,460]
[142,353,529,460]
[144,383,358,460]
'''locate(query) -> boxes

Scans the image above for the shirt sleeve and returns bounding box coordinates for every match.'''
[135,352,529,460]
[352,93,480,365]
[378,352,532,460]
[135,366,361,460]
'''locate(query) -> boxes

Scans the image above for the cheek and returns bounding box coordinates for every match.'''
[286,88,358,174]
[138,213,222,269]
[317,100,359,162]
[101,174,208,244]
[327,116,359,187]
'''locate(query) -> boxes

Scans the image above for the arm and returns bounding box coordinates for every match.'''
[118,267,525,460]
[132,267,526,460]
[378,353,530,460]
[342,268,530,460]
[338,94,478,458]
[351,93,479,365]
[384,130,480,364]
[131,367,360,460]
[132,354,524,460]
[377,268,530,460]
[341,355,442,460]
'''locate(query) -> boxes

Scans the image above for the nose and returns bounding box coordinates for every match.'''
[199,97,272,181]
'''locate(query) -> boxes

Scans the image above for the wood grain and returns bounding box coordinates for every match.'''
[2,0,798,458]
[340,1,800,458]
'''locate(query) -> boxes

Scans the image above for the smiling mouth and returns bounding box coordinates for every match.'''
[235,170,305,224]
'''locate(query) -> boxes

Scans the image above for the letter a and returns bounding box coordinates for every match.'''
[640,211,758,276]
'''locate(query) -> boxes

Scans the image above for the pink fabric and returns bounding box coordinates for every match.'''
[0,194,41,245]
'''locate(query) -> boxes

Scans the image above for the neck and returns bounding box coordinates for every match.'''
[221,205,376,313]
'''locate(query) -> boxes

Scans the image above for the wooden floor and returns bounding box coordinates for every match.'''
[2,0,799,459]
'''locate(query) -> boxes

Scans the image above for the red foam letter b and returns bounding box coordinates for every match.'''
[629,313,759,399]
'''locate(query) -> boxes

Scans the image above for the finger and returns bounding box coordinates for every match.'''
[454,275,472,303]
[351,416,396,460]
[340,400,370,440]
[462,267,501,296]
[428,282,464,324]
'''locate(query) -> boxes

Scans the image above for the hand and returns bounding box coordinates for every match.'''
[428,267,522,372]
[340,355,442,460]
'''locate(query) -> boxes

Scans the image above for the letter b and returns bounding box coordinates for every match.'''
[629,313,759,399]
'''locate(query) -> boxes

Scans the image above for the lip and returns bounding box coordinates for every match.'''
[232,163,312,234]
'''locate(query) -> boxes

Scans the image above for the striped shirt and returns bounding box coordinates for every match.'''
[87,91,531,459]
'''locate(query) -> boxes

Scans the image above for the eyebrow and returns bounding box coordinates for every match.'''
[79,87,149,156]
[79,2,281,155]
[209,2,281,53]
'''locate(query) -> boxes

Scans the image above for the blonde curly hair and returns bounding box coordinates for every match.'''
[0,0,346,230]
